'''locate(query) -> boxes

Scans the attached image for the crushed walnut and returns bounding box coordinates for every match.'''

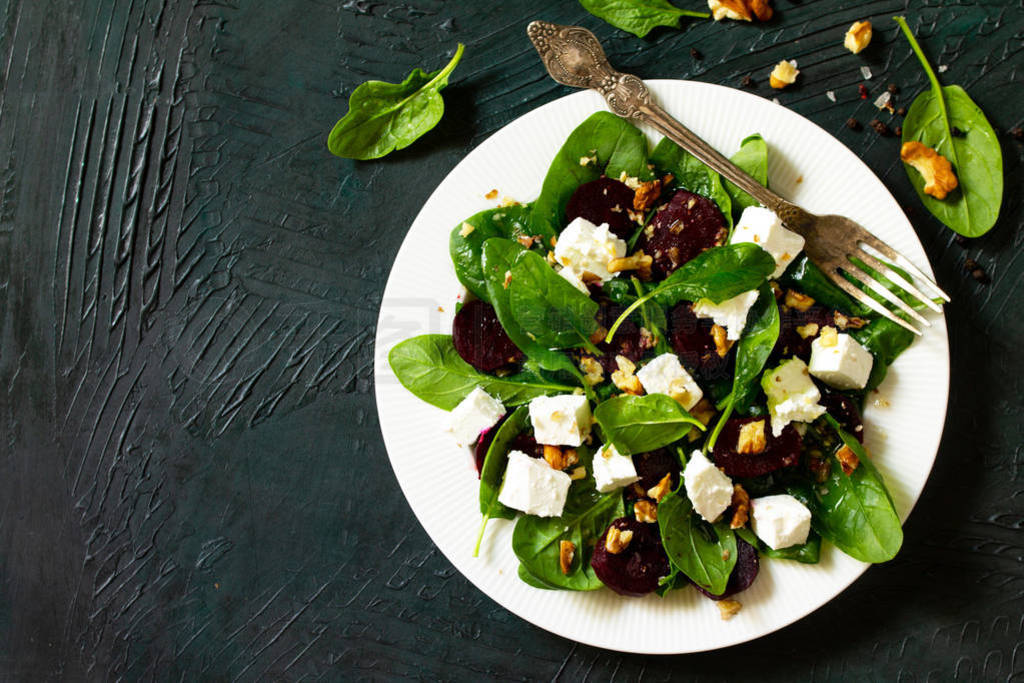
[543,445,579,471]
[503,270,512,289]
[590,326,608,345]
[484,189,499,200]
[605,526,634,554]
[844,20,872,54]
[617,171,642,190]
[836,444,860,475]
[499,196,520,208]
[689,398,717,427]
[647,473,673,503]
[579,154,597,167]
[611,355,644,395]
[708,0,772,21]
[737,420,767,455]
[711,324,734,358]
[608,251,654,280]
[638,326,655,351]
[901,141,958,200]
[578,356,604,386]
[784,289,815,311]
[716,599,743,620]
[633,174,672,212]
[730,484,751,529]
[769,60,799,89]
[559,540,576,575]
[516,234,535,248]
[819,325,839,347]
[634,500,658,523]
[796,322,820,339]
[459,222,475,237]
[833,311,867,330]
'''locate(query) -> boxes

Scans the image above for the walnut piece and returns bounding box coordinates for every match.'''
[559,540,576,575]
[633,177,663,212]
[901,141,959,200]
[608,250,654,280]
[711,324,734,358]
[844,20,873,54]
[836,444,860,475]
[647,473,673,503]
[459,222,475,237]
[833,311,867,330]
[796,322,820,339]
[819,325,839,347]
[570,466,587,481]
[784,289,815,311]
[578,356,604,386]
[736,420,767,455]
[730,484,750,529]
[708,0,772,22]
[769,60,799,89]
[716,599,743,620]
[543,445,579,471]
[690,398,717,427]
[604,526,635,554]
[634,500,658,523]
[611,355,644,396]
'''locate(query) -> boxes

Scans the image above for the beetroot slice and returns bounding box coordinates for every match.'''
[668,304,732,384]
[773,304,836,362]
[819,388,864,442]
[712,417,802,478]
[565,177,638,240]
[637,189,727,278]
[591,517,671,597]
[452,299,523,372]
[693,536,760,600]
[473,413,509,476]
[594,299,644,374]
[630,448,681,498]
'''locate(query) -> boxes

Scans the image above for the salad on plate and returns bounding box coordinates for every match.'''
[388,111,918,614]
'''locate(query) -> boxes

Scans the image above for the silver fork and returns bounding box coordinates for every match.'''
[527,21,949,335]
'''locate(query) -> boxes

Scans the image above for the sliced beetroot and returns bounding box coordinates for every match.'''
[819,388,864,442]
[565,177,638,240]
[693,536,760,600]
[508,431,545,459]
[473,413,510,476]
[452,299,523,372]
[773,304,836,362]
[595,299,643,375]
[631,448,681,495]
[637,189,727,278]
[591,517,671,597]
[712,417,802,478]
[668,304,732,383]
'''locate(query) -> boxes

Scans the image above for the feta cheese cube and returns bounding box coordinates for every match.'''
[750,494,812,549]
[553,216,627,283]
[592,443,640,493]
[809,332,874,390]
[762,358,826,436]
[446,387,506,447]
[557,265,590,294]
[528,394,592,447]
[693,289,760,340]
[683,450,734,523]
[729,206,805,278]
[498,451,572,517]
[635,353,704,410]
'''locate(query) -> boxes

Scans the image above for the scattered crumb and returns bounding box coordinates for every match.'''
[772,97,781,105]
[484,189,498,200]
[796,175,803,183]
[717,600,743,620]
[437,306,444,312]
[860,65,873,80]
[826,90,836,102]
[938,64,949,73]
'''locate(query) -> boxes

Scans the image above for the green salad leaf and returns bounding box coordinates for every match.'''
[580,0,709,37]
[731,284,780,413]
[594,393,704,454]
[388,335,574,410]
[723,133,769,218]
[649,137,734,230]
[895,17,1002,237]
[779,255,871,317]
[451,205,535,302]
[735,527,821,564]
[474,406,531,556]
[328,44,464,160]
[658,487,737,595]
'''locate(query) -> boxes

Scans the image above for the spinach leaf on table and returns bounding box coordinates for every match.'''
[895,17,1002,237]
[658,487,737,596]
[531,112,653,240]
[731,284,780,413]
[327,44,464,160]
[388,335,575,410]
[508,250,602,354]
[594,393,703,455]
[735,527,821,564]
[649,137,734,231]
[512,448,624,590]
[474,406,530,555]
[451,205,535,302]
[580,0,709,38]
[723,133,768,218]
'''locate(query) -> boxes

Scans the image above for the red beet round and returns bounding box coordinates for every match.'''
[595,300,644,375]
[637,189,727,278]
[566,177,638,240]
[668,304,732,383]
[773,304,836,362]
[452,299,523,372]
[693,536,760,600]
[712,416,802,478]
[591,517,671,596]
[819,388,864,442]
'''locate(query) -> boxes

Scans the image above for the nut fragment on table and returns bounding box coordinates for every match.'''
[901,141,959,200]
[844,20,873,54]
[708,0,772,22]
[769,60,799,89]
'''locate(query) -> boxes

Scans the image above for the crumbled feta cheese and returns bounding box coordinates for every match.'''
[762,358,827,436]
[592,443,640,493]
[729,206,806,278]
[809,332,874,390]
[693,290,760,341]
[750,494,811,549]
[635,353,704,410]
[553,216,627,283]
[860,65,873,80]
[446,387,505,447]
[528,394,592,447]
[557,265,590,294]
[683,450,734,523]
[498,451,572,517]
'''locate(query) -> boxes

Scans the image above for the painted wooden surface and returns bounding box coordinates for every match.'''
[0,0,1021,678]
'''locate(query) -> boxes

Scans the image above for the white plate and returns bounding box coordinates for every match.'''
[373,80,949,654]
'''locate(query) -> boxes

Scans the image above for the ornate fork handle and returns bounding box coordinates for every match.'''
[527,21,814,232]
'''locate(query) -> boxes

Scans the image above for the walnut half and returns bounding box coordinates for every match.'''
[605,526,634,554]
[769,60,799,89]
[901,141,959,200]
[708,0,772,22]
[844,20,873,54]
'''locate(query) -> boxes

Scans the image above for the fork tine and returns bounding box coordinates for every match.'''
[856,233,951,302]
[841,262,931,327]
[854,249,943,314]
[829,269,922,336]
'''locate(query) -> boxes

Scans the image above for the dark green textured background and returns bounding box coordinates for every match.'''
[0,0,1021,678]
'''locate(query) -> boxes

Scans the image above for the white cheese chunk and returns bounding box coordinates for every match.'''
[557,265,590,294]
[809,332,874,390]
[762,358,827,436]
[446,387,505,447]
[635,353,704,410]
[729,206,805,279]
[528,394,592,447]
[751,494,812,549]
[498,451,572,517]
[553,216,627,283]
[592,443,640,493]
[683,450,734,523]
[693,289,760,340]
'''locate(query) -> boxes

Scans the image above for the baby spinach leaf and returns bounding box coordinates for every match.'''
[649,137,734,230]
[735,527,821,564]
[731,284,780,413]
[518,563,558,589]
[895,17,1002,237]
[508,250,601,354]
[474,406,531,556]
[531,112,653,240]
[723,133,768,218]
[327,44,464,160]
[779,256,870,317]
[594,394,703,455]
[804,417,903,563]
[658,488,737,595]
[850,317,916,391]
[579,0,709,38]
[451,205,535,302]
[512,448,624,591]
[388,335,574,410]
